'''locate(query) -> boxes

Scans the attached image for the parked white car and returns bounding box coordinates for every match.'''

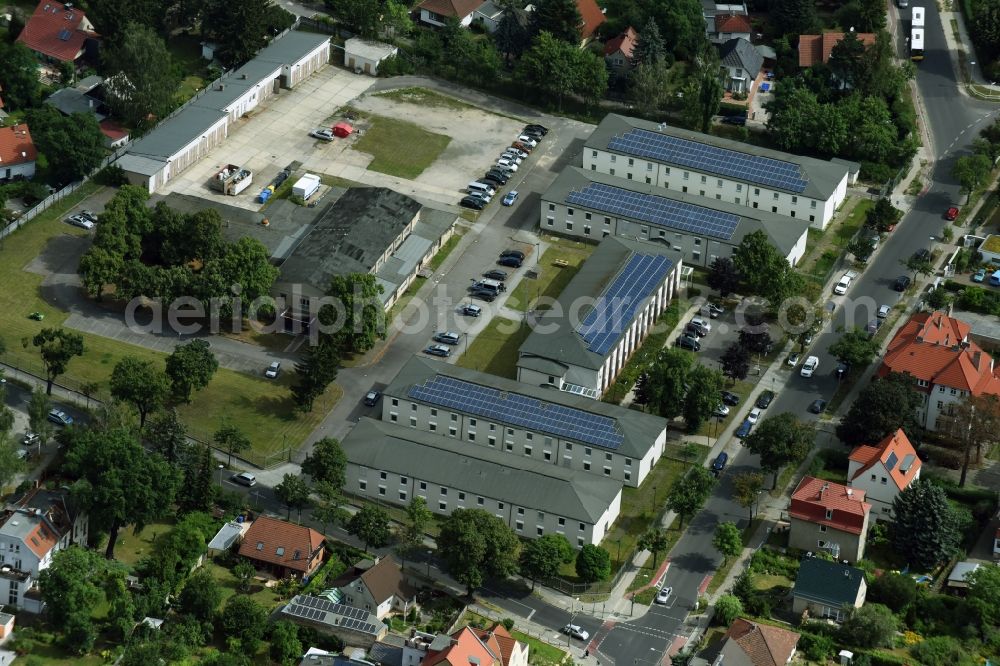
[496,159,518,172]
[747,407,762,424]
[516,135,538,147]
[800,355,819,377]
[833,271,857,295]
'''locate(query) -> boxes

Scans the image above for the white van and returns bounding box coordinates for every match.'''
[473,278,505,294]
[468,181,496,196]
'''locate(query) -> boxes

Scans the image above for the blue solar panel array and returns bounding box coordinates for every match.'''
[885,452,898,471]
[407,375,625,450]
[566,182,740,240]
[577,254,672,356]
[607,128,809,193]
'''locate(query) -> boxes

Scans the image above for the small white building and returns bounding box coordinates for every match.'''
[977,234,1000,264]
[847,429,922,520]
[344,38,399,75]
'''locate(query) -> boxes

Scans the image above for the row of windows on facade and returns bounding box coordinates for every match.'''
[914,377,964,397]
[357,478,591,544]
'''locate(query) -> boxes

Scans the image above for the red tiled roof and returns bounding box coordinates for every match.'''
[24,522,58,559]
[604,26,637,58]
[790,476,870,535]
[423,626,500,666]
[725,618,800,666]
[849,429,921,490]
[798,32,876,67]
[238,516,324,574]
[879,311,1000,395]
[0,124,38,166]
[471,624,521,666]
[715,14,751,34]
[576,0,606,40]
[417,0,483,19]
[99,119,128,141]
[16,0,96,62]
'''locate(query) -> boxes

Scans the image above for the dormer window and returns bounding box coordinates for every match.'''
[824,509,833,520]
[256,542,264,550]
[276,547,285,556]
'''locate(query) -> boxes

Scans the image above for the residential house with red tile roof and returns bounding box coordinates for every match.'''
[338,556,418,620]
[878,311,1000,431]
[847,429,922,521]
[238,515,325,579]
[797,32,876,67]
[417,0,484,27]
[422,624,528,666]
[713,14,752,44]
[788,476,871,562]
[0,124,38,181]
[0,488,88,612]
[696,617,799,666]
[604,27,637,78]
[575,0,606,44]
[16,0,99,64]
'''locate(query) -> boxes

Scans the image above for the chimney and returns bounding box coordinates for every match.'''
[846,488,853,497]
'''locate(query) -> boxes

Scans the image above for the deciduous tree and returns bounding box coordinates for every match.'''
[891,479,960,571]
[324,273,386,355]
[233,560,255,592]
[707,257,741,296]
[839,603,898,648]
[629,61,673,116]
[732,231,789,302]
[220,595,268,653]
[828,327,880,369]
[348,505,391,552]
[770,0,819,34]
[302,437,347,489]
[27,328,84,395]
[714,594,743,625]
[39,546,108,629]
[645,348,692,419]
[146,408,188,464]
[0,439,25,498]
[941,394,1000,487]
[868,572,916,612]
[24,106,106,185]
[954,153,992,194]
[744,413,813,488]
[683,365,724,433]
[966,564,1000,629]
[398,496,433,559]
[731,471,764,521]
[520,534,574,589]
[178,568,222,622]
[101,22,179,127]
[638,529,670,567]
[274,474,312,522]
[666,465,715,527]
[438,509,520,595]
[713,522,742,564]
[529,0,582,44]
[110,356,169,428]
[575,544,611,583]
[721,343,750,383]
[269,620,303,666]
[0,42,41,109]
[214,424,251,467]
[836,372,923,445]
[291,340,340,412]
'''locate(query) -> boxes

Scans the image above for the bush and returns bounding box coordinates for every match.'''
[908,636,974,666]
[860,161,895,182]
[94,164,129,186]
[713,594,743,626]
[501,618,514,631]
[799,632,835,661]
[922,445,963,469]
[869,573,917,612]
[748,549,799,578]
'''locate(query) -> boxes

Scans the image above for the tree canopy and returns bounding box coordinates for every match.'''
[666,465,715,527]
[520,534,574,588]
[109,356,169,428]
[516,32,608,110]
[744,413,813,486]
[165,339,219,403]
[28,328,85,395]
[438,509,521,595]
[0,42,41,109]
[529,0,582,44]
[575,544,612,583]
[713,522,742,564]
[348,505,391,552]
[836,372,922,445]
[891,479,960,571]
[302,437,347,489]
[828,327,880,369]
[101,22,179,127]
[25,106,106,185]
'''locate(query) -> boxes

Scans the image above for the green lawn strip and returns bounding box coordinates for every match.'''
[632,585,659,606]
[174,75,205,104]
[352,115,451,179]
[319,173,365,189]
[602,300,685,404]
[427,227,468,272]
[0,182,338,461]
[706,517,761,595]
[626,552,656,593]
[374,87,480,112]
[456,317,531,379]
[801,198,872,284]
[506,243,594,312]
[511,630,570,666]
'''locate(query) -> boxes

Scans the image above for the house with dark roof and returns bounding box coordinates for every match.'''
[693,618,799,666]
[0,488,88,612]
[792,558,867,621]
[847,429,922,520]
[719,37,762,94]
[0,124,38,181]
[540,166,810,268]
[516,236,683,398]
[238,516,325,579]
[382,355,668,489]
[583,114,855,230]
[44,75,131,147]
[272,187,456,326]
[417,0,484,27]
[338,556,417,620]
[16,0,98,64]
[342,418,623,547]
[878,311,1000,431]
[604,27,637,78]
[798,32,877,67]
[789,476,871,562]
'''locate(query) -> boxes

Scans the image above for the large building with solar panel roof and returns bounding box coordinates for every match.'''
[584,114,857,230]
[515,236,683,398]
[342,417,624,546]
[541,167,810,267]
[381,356,668,489]
[281,593,387,646]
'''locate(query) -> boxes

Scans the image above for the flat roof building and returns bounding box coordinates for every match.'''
[383,355,669,488]
[342,418,623,547]
[516,236,683,398]
[541,166,810,267]
[583,114,854,230]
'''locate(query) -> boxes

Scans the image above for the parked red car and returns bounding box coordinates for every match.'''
[945,206,960,221]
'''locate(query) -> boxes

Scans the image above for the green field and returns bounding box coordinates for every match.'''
[506,239,594,312]
[456,317,532,378]
[353,114,452,179]
[0,184,339,463]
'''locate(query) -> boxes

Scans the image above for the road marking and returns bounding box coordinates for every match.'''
[526,609,535,622]
[697,574,712,595]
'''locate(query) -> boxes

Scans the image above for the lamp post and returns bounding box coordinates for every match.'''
[426,550,433,577]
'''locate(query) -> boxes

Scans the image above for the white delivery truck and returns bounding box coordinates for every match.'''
[292,173,321,200]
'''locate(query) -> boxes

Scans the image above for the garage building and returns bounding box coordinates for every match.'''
[344,38,398,75]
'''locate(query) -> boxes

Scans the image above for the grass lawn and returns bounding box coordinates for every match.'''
[694,380,753,438]
[319,173,365,189]
[506,240,595,312]
[603,300,685,404]
[456,317,531,378]
[204,559,286,609]
[0,183,340,463]
[800,198,873,285]
[352,114,451,179]
[753,573,793,591]
[511,630,570,666]
[108,519,177,568]
[175,75,205,104]
[428,227,467,272]
[707,518,761,595]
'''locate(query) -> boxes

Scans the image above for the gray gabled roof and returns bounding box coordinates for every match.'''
[384,356,667,460]
[45,87,106,119]
[516,236,682,371]
[543,167,810,258]
[720,37,762,75]
[125,105,228,161]
[793,558,865,607]
[342,418,622,523]
[585,114,850,200]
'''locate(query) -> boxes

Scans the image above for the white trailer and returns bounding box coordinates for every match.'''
[912,6,924,27]
[292,173,321,200]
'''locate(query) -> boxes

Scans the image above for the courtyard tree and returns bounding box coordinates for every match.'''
[27,328,85,395]
[520,534,574,589]
[348,504,391,552]
[165,339,219,403]
[575,544,612,583]
[744,413,813,488]
[713,522,742,565]
[891,479,960,571]
[645,348,692,419]
[438,509,521,596]
[109,356,169,428]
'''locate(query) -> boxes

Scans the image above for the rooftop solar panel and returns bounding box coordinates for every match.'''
[566,182,741,240]
[885,452,898,471]
[576,253,672,355]
[900,453,915,472]
[408,376,625,450]
[607,128,809,193]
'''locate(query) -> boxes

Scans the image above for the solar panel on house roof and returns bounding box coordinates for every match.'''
[885,452,898,471]
[900,454,915,472]
[607,128,810,193]
[57,28,71,41]
[576,253,672,355]
[566,182,741,240]
[408,376,625,449]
